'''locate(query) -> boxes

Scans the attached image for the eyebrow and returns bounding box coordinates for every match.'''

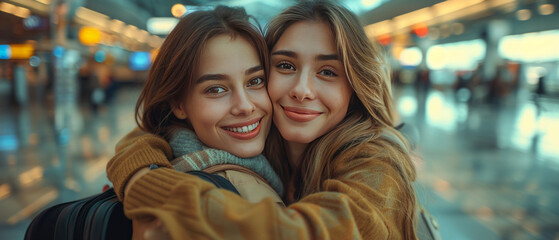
[245,65,264,75]
[272,50,339,61]
[271,50,297,58]
[195,65,263,84]
[316,54,339,61]
[196,74,226,84]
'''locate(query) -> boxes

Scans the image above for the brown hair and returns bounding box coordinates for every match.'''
[264,1,417,238]
[135,6,269,138]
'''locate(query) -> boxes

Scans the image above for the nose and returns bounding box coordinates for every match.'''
[290,69,315,102]
[231,89,255,116]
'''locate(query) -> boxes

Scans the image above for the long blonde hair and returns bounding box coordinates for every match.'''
[264,1,417,238]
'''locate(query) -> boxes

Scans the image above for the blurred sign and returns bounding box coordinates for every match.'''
[23,15,48,30]
[0,45,10,59]
[0,44,34,59]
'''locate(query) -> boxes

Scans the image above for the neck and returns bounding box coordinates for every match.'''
[285,141,308,204]
[285,141,308,173]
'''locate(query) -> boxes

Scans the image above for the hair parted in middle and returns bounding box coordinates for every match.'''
[263,1,417,238]
[135,6,269,138]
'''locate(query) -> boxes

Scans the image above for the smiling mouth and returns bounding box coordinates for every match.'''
[222,119,263,140]
[223,121,260,133]
[282,106,321,122]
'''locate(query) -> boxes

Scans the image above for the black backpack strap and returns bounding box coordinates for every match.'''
[187,170,240,195]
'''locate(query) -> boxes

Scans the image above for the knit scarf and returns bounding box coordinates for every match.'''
[169,128,283,195]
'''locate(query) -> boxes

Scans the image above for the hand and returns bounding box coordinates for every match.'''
[132,218,171,240]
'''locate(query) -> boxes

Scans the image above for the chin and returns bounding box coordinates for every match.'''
[231,147,263,158]
[280,130,315,144]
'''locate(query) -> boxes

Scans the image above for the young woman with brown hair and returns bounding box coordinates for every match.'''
[109,1,418,239]
[110,5,286,240]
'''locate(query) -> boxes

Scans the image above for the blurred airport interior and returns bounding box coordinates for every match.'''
[1,0,558,239]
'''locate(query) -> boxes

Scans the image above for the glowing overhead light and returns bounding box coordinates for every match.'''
[399,47,422,67]
[75,7,109,28]
[78,26,101,46]
[376,34,391,46]
[412,23,428,38]
[76,7,108,20]
[147,17,179,35]
[394,7,433,29]
[0,2,17,14]
[136,30,150,43]
[12,6,31,18]
[361,0,381,7]
[149,35,164,48]
[364,19,393,38]
[451,22,464,35]
[123,25,138,38]
[427,39,485,70]
[433,0,483,16]
[429,27,440,40]
[109,19,125,32]
[363,0,514,38]
[0,2,30,18]
[516,9,531,21]
[538,4,555,15]
[499,30,559,62]
[171,3,187,18]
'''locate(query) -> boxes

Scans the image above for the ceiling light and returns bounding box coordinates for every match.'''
[538,4,554,15]
[171,4,186,18]
[516,9,531,21]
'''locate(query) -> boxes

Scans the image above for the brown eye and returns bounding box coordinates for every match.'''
[248,77,264,87]
[276,62,295,71]
[205,86,226,94]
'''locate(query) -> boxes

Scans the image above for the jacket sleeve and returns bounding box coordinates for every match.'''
[123,154,410,240]
[106,127,174,201]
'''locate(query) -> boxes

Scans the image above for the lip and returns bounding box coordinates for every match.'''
[221,118,263,140]
[282,106,322,122]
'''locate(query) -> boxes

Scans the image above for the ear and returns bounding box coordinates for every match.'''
[171,104,188,120]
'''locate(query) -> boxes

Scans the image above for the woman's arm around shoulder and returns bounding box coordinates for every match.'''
[122,143,416,240]
[106,127,174,200]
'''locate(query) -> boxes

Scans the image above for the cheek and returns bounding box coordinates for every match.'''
[254,90,272,113]
[267,73,286,103]
[185,99,223,127]
[324,85,353,115]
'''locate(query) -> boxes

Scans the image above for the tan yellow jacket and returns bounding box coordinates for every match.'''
[107,129,416,239]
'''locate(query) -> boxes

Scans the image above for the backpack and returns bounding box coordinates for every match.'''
[24,171,237,240]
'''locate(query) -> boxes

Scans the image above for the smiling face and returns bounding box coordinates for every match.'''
[172,34,272,158]
[268,21,353,144]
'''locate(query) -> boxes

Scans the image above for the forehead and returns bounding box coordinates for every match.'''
[197,34,260,73]
[272,20,336,54]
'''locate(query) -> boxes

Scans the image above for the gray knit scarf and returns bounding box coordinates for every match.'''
[169,128,283,195]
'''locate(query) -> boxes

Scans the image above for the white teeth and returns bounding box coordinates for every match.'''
[225,121,259,133]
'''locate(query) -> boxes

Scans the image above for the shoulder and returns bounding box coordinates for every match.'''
[216,170,284,206]
[331,132,412,186]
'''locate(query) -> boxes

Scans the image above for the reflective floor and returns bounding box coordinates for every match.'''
[1,82,558,239]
